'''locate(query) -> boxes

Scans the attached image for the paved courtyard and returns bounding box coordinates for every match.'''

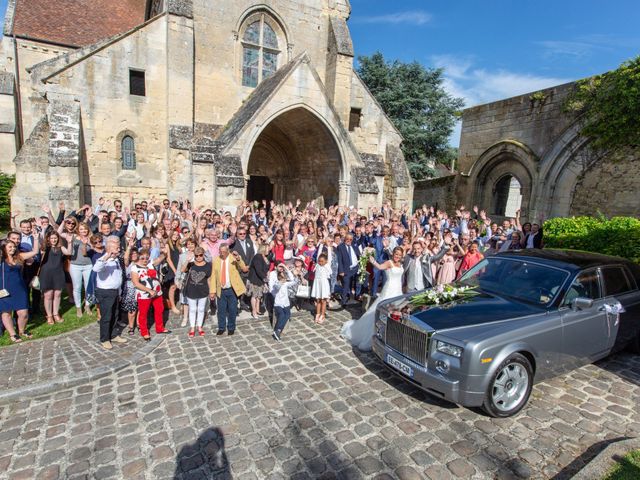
[0,307,639,480]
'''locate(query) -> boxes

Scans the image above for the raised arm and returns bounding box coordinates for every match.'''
[20,235,40,261]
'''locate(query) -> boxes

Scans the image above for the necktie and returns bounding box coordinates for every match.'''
[220,259,227,286]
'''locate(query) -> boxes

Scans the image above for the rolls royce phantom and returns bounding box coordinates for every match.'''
[372,250,640,417]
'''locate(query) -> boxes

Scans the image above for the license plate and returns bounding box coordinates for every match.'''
[386,354,414,378]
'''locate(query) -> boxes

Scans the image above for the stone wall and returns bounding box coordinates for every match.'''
[413,175,457,212]
[456,80,640,220]
[33,16,170,204]
[570,148,640,217]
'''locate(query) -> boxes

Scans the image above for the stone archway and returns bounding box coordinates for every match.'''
[246,107,343,206]
[468,140,537,219]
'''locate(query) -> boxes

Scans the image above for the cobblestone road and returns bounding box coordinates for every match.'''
[1,308,639,479]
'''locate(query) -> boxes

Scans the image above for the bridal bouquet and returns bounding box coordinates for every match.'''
[409,284,478,308]
[357,247,375,283]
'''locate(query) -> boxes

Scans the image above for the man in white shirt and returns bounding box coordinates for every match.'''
[269,263,296,341]
[92,236,128,350]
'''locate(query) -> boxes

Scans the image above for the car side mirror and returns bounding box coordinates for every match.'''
[571,297,594,311]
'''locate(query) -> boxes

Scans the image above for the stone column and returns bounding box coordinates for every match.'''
[338,180,350,206]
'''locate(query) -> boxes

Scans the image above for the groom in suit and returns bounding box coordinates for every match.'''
[403,240,449,292]
[209,245,248,335]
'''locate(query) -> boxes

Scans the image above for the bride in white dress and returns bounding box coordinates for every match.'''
[341,247,405,351]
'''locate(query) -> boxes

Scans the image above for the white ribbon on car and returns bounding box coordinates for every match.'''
[603,300,625,336]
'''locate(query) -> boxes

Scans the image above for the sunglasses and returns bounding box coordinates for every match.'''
[66,221,76,225]
[195,254,204,258]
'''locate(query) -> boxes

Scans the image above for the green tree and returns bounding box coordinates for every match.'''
[565,55,640,152]
[357,52,464,180]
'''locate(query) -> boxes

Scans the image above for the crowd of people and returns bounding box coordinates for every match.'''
[0,194,543,347]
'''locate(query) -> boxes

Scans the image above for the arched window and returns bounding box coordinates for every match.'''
[121,136,136,170]
[241,14,281,88]
[493,175,522,217]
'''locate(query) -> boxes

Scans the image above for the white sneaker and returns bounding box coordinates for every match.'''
[111,336,128,344]
[101,341,113,350]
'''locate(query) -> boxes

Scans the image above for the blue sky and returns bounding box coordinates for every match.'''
[2,0,639,145]
[348,0,640,144]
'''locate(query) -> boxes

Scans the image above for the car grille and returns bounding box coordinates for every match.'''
[385,319,429,366]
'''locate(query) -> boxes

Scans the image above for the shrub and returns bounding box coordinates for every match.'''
[0,174,14,230]
[544,216,640,263]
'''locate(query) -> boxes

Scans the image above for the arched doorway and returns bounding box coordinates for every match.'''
[246,107,342,206]
[493,175,522,217]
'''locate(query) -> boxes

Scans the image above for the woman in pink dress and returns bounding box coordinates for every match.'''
[436,233,457,285]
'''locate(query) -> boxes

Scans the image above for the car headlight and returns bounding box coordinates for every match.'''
[435,340,463,358]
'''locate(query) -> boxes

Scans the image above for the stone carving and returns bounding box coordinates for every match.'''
[0,72,14,95]
[360,153,386,176]
[169,125,193,150]
[167,0,193,19]
[353,167,379,194]
[329,17,354,57]
[386,144,410,188]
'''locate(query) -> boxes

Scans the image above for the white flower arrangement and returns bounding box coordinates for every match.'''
[409,284,478,308]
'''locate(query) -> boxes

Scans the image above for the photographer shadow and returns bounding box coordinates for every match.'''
[173,427,231,479]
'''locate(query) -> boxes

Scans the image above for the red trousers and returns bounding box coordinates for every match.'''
[137,296,165,337]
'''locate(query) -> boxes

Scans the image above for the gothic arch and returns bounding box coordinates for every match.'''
[534,122,596,219]
[468,140,537,218]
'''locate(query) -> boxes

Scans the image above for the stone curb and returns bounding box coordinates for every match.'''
[0,332,167,405]
[571,437,640,479]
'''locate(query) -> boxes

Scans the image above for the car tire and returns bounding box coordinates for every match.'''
[482,353,533,418]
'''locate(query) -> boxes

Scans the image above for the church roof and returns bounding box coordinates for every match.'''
[9,0,147,47]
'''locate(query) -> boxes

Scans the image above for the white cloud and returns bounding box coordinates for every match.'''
[432,54,569,107]
[536,40,599,59]
[355,10,432,26]
[431,55,570,146]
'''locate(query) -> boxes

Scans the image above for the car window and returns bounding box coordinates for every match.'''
[562,270,601,307]
[601,267,632,296]
[459,257,569,306]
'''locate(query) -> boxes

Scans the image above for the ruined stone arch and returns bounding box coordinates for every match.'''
[534,122,596,219]
[468,140,537,218]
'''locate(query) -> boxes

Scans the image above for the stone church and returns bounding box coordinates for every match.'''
[0,0,412,216]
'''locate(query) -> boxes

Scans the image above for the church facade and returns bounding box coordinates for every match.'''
[0,0,412,216]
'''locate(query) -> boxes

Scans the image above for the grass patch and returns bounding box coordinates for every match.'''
[603,449,640,480]
[0,295,97,347]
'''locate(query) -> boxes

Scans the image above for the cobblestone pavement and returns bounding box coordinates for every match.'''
[0,321,155,393]
[0,307,639,480]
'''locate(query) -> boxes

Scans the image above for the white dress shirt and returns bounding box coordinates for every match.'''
[414,257,425,291]
[92,256,123,290]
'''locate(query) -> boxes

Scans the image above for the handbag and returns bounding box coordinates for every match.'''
[0,263,10,298]
[30,248,47,291]
[295,284,311,298]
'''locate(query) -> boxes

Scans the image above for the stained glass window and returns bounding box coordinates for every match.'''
[243,21,260,44]
[241,14,281,88]
[242,47,259,88]
[263,23,278,49]
[122,136,136,170]
[263,51,278,80]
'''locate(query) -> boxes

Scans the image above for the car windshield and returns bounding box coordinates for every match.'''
[458,257,569,306]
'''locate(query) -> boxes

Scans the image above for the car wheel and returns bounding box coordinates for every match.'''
[482,353,533,418]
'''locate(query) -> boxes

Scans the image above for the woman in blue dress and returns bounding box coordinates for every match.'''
[1,238,40,343]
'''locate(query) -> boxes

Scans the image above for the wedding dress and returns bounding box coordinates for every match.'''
[341,265,405,351]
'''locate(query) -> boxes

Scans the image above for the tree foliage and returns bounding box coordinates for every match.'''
[357,52,464,181]
[565,55,640,152]
[0,173,15,229]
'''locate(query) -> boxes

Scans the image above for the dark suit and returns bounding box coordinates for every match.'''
[232,237,255,308]
[232,238,256,275]
[337,242,360,305]
[402,246,449,292]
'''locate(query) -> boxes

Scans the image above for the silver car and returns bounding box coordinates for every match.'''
[372,250,640,417]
